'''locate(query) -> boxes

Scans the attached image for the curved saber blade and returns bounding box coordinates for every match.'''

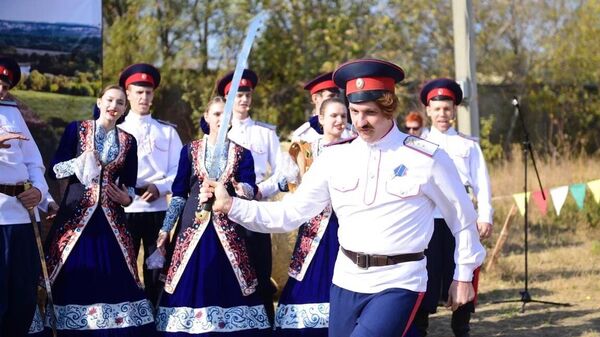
[197,11,269,218]
[213,11,270,170]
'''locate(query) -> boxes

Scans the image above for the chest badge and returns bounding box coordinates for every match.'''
[393,164,407,177]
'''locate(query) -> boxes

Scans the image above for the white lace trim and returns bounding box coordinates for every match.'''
[156,304,270,333]
[275,302,329,329]
[45,299,154,330]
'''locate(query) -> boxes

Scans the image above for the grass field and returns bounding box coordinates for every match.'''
[12,89,95,122]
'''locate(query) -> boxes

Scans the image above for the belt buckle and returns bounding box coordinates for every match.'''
[356,252,370,269]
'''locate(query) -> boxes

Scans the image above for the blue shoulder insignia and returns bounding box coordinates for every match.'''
[324,135,357,147]
[0,100,18,107]
[157,119,178,128]
[255,121,276,131]
[403,136,438,157]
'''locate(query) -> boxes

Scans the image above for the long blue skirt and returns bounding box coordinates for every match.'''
[274,213,339,337]
[155,222,271,336]
[47,209,156,336]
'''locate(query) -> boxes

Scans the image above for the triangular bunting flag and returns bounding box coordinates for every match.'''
[531,189,549,216]
[550,186,569,216]
[587,179,600,204]
[512,192,531,216]
[569,183,586,210]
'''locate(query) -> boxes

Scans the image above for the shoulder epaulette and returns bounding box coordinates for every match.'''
[292,122,311,137]
[324,135,357,147]
[458,132,479,143]
[0,100,18,107]
[255,120,276,131]
[403,136,438,157]
[157,119,178,128]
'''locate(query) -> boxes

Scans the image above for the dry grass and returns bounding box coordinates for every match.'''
[425,154,600,336]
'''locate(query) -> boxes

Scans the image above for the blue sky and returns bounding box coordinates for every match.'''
[0,0,101,27]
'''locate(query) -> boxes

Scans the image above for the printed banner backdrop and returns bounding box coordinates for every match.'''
[0,0,102,97]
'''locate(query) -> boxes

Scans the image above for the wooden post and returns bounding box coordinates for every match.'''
[486,204,517,271]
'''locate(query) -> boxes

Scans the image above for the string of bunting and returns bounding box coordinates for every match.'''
[510,179,600,216]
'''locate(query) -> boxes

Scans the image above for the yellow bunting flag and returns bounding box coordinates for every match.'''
[587,179,600,204]
[512,192,531,216]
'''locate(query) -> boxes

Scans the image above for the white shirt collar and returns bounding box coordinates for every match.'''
[356,122,406,151]
[232,116,254,128]
[125,111,152,123]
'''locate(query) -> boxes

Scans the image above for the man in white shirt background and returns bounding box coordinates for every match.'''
[118,63,183,306]
[413,78,493,337]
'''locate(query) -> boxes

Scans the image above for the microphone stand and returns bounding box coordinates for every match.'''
[493,97,570,312]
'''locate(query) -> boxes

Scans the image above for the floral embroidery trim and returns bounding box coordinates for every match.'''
[275,302,329,329]
[45,299,154,330]
[156,304,270,333]
[161,196,187,233]
[288,205,332,281]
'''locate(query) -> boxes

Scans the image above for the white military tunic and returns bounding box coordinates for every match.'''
[227,116,282,199]
[426,127,493,224]
[228,124,485,294]
[0,101,48,224]
[118,112,182,212]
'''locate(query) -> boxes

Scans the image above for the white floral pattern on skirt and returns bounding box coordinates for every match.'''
[156,304,270,333]
[44,299,154,330]
[275,302,329,329]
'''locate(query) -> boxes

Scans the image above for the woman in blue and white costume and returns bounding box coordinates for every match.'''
[275,98,351,337]
[44,84,155,336]
[155,96,271,336]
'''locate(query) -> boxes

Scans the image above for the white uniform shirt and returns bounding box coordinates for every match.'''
[227,116,282,199]
[229,124,486,294]
[426,127,493,224]
[291,120,355,143]
[0,101,48,224]
[118,112,182,212]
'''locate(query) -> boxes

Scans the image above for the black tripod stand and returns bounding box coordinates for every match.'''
[494,97,571,313]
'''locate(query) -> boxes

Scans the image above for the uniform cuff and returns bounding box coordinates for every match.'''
[454,264,475,282]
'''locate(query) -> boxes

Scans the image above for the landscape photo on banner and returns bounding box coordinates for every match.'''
[0,0,102,98]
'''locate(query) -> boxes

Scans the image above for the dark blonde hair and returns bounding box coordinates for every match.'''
[98,84,126,98]
[204,96,226,115]
[319,97,347,117]
[374,92,399,119]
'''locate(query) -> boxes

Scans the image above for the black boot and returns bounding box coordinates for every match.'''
[451,304,472,337]
[410,309,430,337]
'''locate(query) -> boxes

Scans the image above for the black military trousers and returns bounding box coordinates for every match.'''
[0,223,40,337]
[125,211,166,307]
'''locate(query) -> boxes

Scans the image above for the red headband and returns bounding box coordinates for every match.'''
[0,66,13,83]
[125,72,155,88]
[224,78,253,95]
[309,80,337,95]
[426,88,455,104]
[346,77,395,95]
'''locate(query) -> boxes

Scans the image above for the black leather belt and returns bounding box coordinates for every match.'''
[134,186,148,196]
[0,183,26,197]
[341,246,424,269]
